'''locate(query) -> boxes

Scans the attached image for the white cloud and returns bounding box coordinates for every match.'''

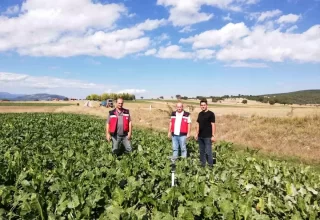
[0,0,166,58]
[256,9,282,22]
[136,19,167,30]
[117,89,147,94]
[180,22,250,48]
[286,25,298,33]
[156,45,194,59]
[0,72,28,82]
[180,22,320,63]
[157,33,170,42]
[195,49,216,60]
[145,49,157,56]
[152,45,215,60]
[216,24,320,63]
[0,72,106,89]
[277,14,301,24]
[225,61,268,68]
[179,26,195,33]
[222,13,232,21]
[157,0,258,26]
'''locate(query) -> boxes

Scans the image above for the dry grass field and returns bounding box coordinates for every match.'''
[1,100,319,164]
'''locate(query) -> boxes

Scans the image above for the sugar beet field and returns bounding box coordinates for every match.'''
[0,113,319,219]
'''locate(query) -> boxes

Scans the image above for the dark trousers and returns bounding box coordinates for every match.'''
[198,137,213,167]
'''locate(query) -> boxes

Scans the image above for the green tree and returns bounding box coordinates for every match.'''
[101,93,110,100]
[212,97,219,103]
[242,99,248,104]
[269,99,276,105]
[257,96,264,102]
[90,94,100,101]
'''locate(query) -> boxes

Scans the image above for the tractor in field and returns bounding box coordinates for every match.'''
[100,99,114,108]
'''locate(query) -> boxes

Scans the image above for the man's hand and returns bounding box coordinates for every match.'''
[127,132,132,140]
[168,132,172,139]
[106,134,111,142]
[211,136,216,143]
[187,133,191,139]
[194,134,198,141]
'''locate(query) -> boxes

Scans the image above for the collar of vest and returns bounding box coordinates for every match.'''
[172,111,189,116]
[112,108,129,114]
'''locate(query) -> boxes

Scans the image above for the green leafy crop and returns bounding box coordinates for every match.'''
[0,113,319,219]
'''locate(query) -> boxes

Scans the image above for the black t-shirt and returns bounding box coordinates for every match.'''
[197,110,215,138]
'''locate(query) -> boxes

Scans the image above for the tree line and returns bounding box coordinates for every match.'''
[174,90,320,105]
[86,93,136,101]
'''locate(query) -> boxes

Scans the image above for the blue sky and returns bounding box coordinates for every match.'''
[0,0,319,99]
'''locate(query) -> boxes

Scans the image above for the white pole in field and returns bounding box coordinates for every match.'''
[171,172,175,187]
[171,159,176,187]
[149,105,152,111]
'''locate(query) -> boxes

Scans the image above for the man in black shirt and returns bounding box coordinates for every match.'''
[195,99,216,167]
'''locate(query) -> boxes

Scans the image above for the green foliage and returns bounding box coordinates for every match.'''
[269,99,276,105]
[245,90,320,105]
[196,96,206,100]
[0,113,319,219]
[211,96,224,103]
[87,93,135,101]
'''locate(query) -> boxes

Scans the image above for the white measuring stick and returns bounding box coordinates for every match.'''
[171,172,175,187]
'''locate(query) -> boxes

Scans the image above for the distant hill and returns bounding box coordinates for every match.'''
[0,92,25,99]
[0,92,67,101]
[245,90,320,105]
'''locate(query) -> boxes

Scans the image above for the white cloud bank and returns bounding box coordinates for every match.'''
[0,72,106,89]
[0,72,146,98]
[157,0,259,26]
[0,0,166,58]
[180,22,320,63]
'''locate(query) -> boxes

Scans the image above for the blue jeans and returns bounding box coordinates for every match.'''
[111,135,132,154]
[198,137,213,167]
[172,135,187,158]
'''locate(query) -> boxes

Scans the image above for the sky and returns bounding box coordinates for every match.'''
[0,0,319,99]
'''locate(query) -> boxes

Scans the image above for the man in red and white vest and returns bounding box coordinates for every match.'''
[168,102,191,159]
[106,98,132,155]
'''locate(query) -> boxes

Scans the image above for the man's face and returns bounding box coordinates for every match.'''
[176,103,183,113]
[117,99,124,109]
[200,102,207,111]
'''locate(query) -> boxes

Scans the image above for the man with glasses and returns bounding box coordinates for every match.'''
[168,102,191,159]
[106,98,132,155]
[195,99,216,167]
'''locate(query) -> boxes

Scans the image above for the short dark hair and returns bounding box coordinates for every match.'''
[200,99,207,105]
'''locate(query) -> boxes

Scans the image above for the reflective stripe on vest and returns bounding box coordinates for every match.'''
[170,111,189,135]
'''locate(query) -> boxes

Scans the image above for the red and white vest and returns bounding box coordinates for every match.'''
[170,111,190,135]
[108,108,130,134]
